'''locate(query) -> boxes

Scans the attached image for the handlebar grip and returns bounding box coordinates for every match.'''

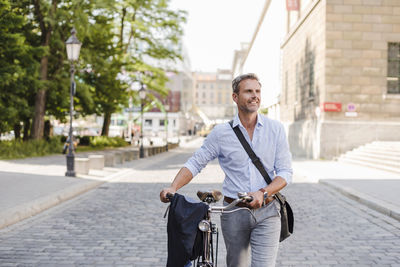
[244,196,253,203]
[166,193,174,201]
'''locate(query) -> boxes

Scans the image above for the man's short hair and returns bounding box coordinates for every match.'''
[232,73,261,94]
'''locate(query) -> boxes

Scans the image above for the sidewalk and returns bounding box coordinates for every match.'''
[0,137,199,230]
[0,150,134,230]
[292,159,400,221]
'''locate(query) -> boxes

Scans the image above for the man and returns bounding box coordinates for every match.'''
[160,73,292,267]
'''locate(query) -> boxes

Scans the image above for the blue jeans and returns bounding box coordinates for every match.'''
[221,200,281,267]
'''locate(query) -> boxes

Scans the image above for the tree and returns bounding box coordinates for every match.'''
[81,0,186,136]
[28,0,95,139]
[28,0,58,139]
[1,0,186,139]
[0,0,39,137]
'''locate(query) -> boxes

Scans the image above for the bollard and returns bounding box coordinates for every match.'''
[103,153,116,167]
[75,158,90,175]
[88,155,104,170]
[132,150,139,160]
[114,152,125,164]
[125,149,134,161]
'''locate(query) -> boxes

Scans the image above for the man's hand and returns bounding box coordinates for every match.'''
[247,190,264,209]
[160,187,176,203]
[159,167,194,203]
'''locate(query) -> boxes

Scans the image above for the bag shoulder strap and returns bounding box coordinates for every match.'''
[229,120,272,184]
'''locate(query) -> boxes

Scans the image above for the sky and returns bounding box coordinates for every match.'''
[169,0,266,72]
[169,0,286,106]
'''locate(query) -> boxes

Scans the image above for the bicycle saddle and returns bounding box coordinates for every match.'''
[197,190,223,203]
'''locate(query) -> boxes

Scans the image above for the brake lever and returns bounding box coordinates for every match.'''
[238,192,253,203]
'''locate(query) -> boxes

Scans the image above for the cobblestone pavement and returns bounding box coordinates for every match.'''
[1,142,400,266]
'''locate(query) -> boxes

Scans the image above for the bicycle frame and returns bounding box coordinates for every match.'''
[195,193,253,267]
[165,191,252,267]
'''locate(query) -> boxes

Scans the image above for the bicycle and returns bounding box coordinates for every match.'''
[62,136,78,154]
[166,190,254,267]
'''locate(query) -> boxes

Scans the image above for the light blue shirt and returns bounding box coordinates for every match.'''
[184,114,292,199]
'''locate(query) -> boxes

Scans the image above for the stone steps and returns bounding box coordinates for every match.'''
[338,141,400,174]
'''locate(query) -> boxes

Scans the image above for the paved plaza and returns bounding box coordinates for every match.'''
[0,139,399,266]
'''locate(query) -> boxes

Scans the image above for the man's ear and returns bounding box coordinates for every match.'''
[232,93,238,104]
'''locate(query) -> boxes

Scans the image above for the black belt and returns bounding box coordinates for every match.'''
[224,196,274,208]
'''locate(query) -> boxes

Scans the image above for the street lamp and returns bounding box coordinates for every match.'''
[164,104,169,152]
[65,28,81,177]
[139,84,146,158]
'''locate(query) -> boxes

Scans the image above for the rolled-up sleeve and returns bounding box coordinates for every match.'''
[274,123,293,184]
[184,129,220,177]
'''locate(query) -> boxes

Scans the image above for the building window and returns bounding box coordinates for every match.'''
[159,120,165,126]
[300,39,315,100]
[387,43,400,94]
[307,53,315,98]
[144,119,152,127]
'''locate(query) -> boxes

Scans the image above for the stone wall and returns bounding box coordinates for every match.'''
[281,0,326,158]
[281,0,400,159]
[325,0,400,122]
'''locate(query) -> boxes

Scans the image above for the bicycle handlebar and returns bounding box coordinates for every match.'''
[164,192,255,221]
[209,194,253,213]
[165,192,253,213]
[166,193,174,201]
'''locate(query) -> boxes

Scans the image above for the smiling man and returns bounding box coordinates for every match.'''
[160,73,293,267]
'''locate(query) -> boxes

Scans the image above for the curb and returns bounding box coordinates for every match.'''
[0,169,131,230]
[319,179,400,222]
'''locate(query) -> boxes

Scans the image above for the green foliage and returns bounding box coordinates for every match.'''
[0,135,127,159]
[259,108,269,115]
[78,136,91,146]
[76,135,127,148]
[0,137,63,159]
[88,136,127,148]
[0,0,186,138]
[0,0,39,134]
[80,0,186,134]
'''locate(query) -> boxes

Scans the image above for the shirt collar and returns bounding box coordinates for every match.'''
[232,113,264,128]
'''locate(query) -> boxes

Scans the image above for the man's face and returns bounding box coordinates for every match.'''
[232,79,261,114]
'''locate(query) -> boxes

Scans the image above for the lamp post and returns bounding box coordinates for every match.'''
[139,84,146,158]
[65,28,81,177]
[164,104,169,152]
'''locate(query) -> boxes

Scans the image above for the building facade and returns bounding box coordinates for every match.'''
[281,0,400,159]
[193,69,236,122]
[166,71,196,135]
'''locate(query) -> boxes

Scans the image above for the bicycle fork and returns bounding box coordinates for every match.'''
[197,217,218,267]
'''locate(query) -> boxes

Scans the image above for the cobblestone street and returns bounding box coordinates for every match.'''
[0,142,399,266]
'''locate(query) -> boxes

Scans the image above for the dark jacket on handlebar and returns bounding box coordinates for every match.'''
[167,193,208,267]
